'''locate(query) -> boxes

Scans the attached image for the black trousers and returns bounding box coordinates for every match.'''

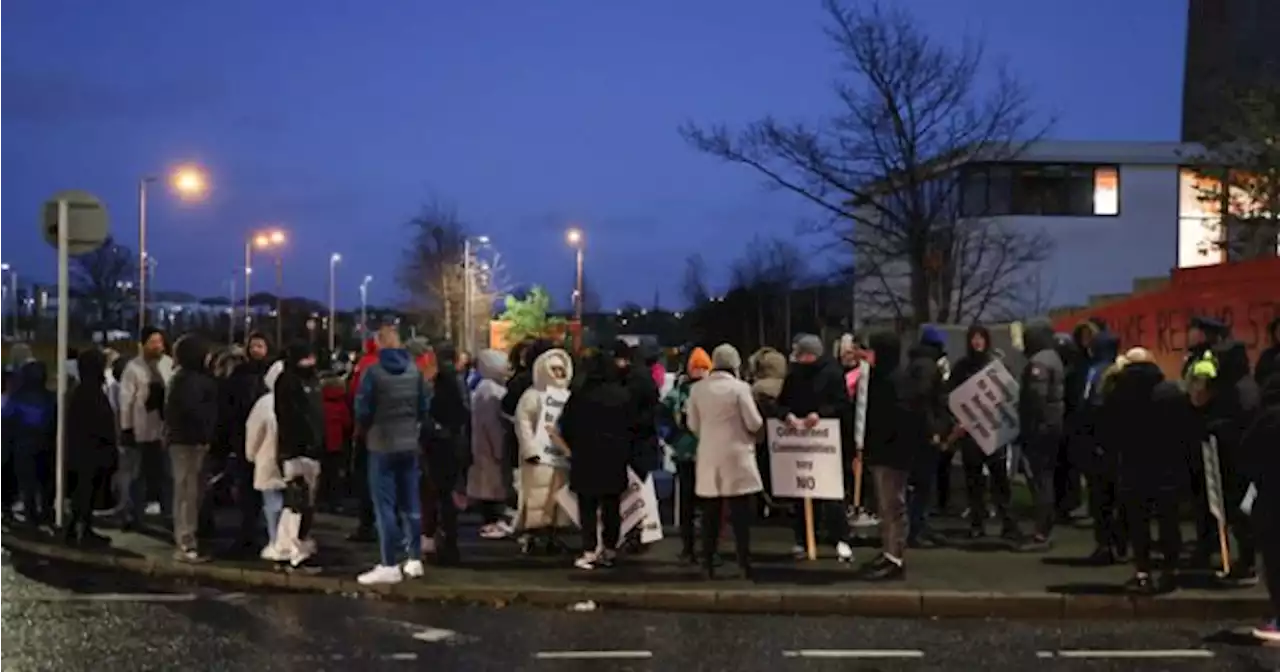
[936,447,957,510]
[1123,488,1181,574]
[579,492,622,553]
[793,498,850,546]
[1083,451,1126,553]
[676,461,698,555]
[1054,431,1082,517]
[352,440,375,532]
[233,455,262,544]
[1253,488,1280,616]
[1025,433,1061,538]
[961,444,1013,527]
[319,452,345,509]
[68,464,107,535]
[704,495,752,568]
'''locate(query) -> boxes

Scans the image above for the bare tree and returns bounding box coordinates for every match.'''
[71,236,136,342]
[681,0,1051,326]
[397,200,470,340]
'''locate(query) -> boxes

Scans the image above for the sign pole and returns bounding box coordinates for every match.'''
[803,497,817,561]
[54,199,70,530]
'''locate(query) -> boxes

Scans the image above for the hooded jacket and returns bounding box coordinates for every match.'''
[907,332,950,441]
[275,344,325,461]
[1254,317,1280,388]
[1019,319,1066,440]
[563,352,636,497]
[355,347,429,455]
[1206,338,1262,459]
[949,324,995,452]
[514,348,575,531]
[245,361,286,491]
[67,350,117,469]
[466,349,510,502]
[660,348,711,463]
[346,337,380,407]
[1099,360,1196,491]
[863,330,927,470]
[1240,373,1280,492]
[224,355,271,459]
[166,335,219,446]
[2,361,55,455]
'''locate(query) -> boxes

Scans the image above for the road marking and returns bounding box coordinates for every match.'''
[27,593,200,603]
[1036,650,1214,659]
[384,653,418,661]
[535,650,654,660]
[782,650,925,659]
[412,627,459,643]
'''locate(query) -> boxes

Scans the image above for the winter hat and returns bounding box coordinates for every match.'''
[793,334,824,359]
[920,325,947,349]
[611,339,634,361]
[711,344,742,374]
[1123,346,1153,364]
[686,347,712,374]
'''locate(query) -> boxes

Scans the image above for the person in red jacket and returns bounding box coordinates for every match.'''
[322,375,353,511]
[346,336,380,540]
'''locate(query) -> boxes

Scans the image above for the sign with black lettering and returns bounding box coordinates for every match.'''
[533,387,571,468]
[947,359,1020,455]
[766,419,845,500]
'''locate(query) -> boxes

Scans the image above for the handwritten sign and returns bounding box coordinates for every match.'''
[556,468,664,547]
[766,419,845,501]
[947,359,1020,455]
[533,387,570,468]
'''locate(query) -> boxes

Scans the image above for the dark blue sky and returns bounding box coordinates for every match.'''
[2,0,1185,310]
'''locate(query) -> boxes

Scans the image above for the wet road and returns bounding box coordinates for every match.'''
[2,548,1277,671]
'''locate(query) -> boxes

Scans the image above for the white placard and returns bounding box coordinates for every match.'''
[947,359,1021,455]
[556,469,664,547]
[533,387,571,468]
[766,419,845,501]
[1202,436,1225,524]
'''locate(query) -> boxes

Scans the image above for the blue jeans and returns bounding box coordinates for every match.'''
[368,451,423,566]
[262,490,284,546]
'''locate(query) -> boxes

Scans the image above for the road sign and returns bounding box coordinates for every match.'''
[42,190,109,255]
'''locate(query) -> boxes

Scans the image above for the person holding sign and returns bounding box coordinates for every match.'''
[776,334,855,564]
[559,352,637,570]
[513,347,575,554]
[687,344,763,579]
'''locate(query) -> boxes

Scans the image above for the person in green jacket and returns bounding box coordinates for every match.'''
[662,347,712,562]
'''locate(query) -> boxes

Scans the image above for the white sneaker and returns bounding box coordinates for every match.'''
[574,552,598,570]
[260,545,287,562]
[790,544,807,560]
[403,559,425,578]
[357,564,404,585]
[836,541,855,563]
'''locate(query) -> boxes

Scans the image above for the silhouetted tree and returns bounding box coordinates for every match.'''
[70,236,136,342]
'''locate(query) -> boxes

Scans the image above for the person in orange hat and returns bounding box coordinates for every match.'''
[660,347,712,562]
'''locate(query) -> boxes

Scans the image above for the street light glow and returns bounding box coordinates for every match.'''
[331,253,342,263]
[362,275,373,286]
[566,228,582,246]
[170,165,208,199]
[270,230,285,244]
[254,229,287,248]
[476,235,490,245]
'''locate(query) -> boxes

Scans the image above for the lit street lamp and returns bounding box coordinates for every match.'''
[328,253,341,353]
[566,228,585,349]
[138,164,208,333]
[245,229,286,346]
[359,275,373,333]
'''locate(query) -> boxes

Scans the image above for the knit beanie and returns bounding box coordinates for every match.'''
[686,347,712,374]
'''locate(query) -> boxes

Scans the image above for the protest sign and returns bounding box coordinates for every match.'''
[766,419,845,501]
[556,468,664,547]
[533,387,571,468]
[947,359,1020,455]
[1202,435,1231,574]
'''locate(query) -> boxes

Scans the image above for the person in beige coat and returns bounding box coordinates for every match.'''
[687,344,764,579]
[513,347,575,553]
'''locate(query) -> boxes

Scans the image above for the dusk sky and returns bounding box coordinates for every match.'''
[2,0,1186,311]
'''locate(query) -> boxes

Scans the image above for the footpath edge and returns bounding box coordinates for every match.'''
[3,535,1266,620]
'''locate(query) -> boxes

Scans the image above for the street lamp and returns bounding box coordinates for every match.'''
[359,275,373,333]
[245,228,286,346]
[566,228,585,348]
[138,164,209,333]
[328,253,341,353]
[463,235,490,353]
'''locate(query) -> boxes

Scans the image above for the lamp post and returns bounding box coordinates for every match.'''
[462,235,490,354]
[359,275,373,333]
[566,228,584,349]
[328,253,341,353]
[246,229,286,345]
[137,165,208,333]
[1,263,16,340]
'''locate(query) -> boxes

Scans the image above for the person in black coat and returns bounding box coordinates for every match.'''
[166,334,219,561]
[1242,374,1280,641]
[1256,318,1280,389]
[1206,337,1263,584]
[776,333,855,563]
[226,332,272,548]
[904,329,949,548]
[1100,349,1195,594]
[948,324,1018,539]
[560,351,637,570]
[64,348,116,547]
[611,339,661,477]
[425,342,470,565]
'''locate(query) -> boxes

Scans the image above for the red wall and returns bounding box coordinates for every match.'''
[1052,257,1280,377]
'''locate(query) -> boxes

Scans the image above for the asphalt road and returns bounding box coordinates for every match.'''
[2,548,1277,672]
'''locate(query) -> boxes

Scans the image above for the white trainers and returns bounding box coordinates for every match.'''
[790,544,807,560]
[836,541,855,563]
[403,559,425,578]
[260,545,287,562]
[574,552,599,570]
[357,564,404,585]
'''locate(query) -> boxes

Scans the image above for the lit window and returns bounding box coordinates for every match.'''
[1093,166,1119,215]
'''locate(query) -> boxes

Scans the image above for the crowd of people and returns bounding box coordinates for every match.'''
[1,313,1277,639]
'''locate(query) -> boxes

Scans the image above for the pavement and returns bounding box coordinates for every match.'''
[3,549,1277,671]
[1,503,1271,620]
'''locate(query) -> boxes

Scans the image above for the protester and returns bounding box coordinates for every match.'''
[1205,325,1262,584]
[514,346,575,554]
[272,342,326,570]
[1076,330,1127,564]
[245,360,288,564]
[906,327,949,548]
[661,346,711,562]
[748,347,788,518]
[948,324,1019,540]
[1242,373,1280,641]
[346,335,381,542]
[466,349,512,540]
[117,326,175,528]
[425,342,470,565]
[63,349,115,547]
[1056,328,1089,522]
[1018,319,1067,551]
[224,331,272,549]
[1255,317,1280,388]
[1100,347,1192,593]
[354,327,430,584]
[776,334,854,563]
[166,334,219,562]
[613,340,662,480]
[321,372,352,511]
[560,351,636,570]
[687,344,763,579]
[3,361,55,528]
